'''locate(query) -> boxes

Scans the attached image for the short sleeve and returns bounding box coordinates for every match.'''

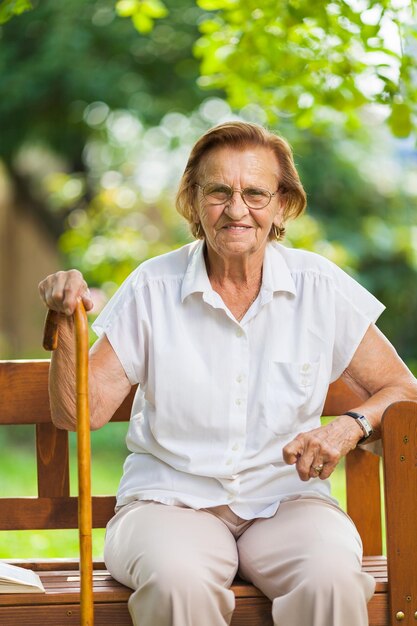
[330,266,385,382]
[92,271,148,386]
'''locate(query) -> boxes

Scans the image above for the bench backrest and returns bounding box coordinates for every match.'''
[0,360,382,555]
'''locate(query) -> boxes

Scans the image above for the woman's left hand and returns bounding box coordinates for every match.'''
[282,415,363,480]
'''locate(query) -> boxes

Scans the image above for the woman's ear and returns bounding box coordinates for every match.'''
[273,207,284,228]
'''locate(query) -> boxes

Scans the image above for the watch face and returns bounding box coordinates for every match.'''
[358,415,373,437]
[346,411,373,440]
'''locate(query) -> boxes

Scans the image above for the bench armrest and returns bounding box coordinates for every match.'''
[382,400,417,625]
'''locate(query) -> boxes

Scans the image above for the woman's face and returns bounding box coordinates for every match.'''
[195,145,284,263]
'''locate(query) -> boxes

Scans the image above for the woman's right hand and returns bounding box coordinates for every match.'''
[38,270,94,316]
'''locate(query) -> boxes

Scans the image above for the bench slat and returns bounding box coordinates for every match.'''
[0,557,388,606]
[0,559,389,625]
[0,603,132,626]
[0,597,391,626]
[0,496,116,530]
[0,361,50,425]
[0,360,134,425]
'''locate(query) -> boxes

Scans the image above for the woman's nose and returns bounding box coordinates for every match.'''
[223,192,249,218]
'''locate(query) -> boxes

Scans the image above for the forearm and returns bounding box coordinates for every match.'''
[338,324,417,444]
[48,317,115,431]
[49,314,78,431]
[341,377,417,442]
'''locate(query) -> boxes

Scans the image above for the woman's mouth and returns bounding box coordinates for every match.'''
[223,224,251,230]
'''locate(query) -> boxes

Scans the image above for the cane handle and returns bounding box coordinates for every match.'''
[42,309,60,351]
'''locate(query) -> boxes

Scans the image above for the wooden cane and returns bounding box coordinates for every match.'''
[43,303,94,626]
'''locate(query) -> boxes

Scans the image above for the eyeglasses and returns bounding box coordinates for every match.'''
[195,182,278,210]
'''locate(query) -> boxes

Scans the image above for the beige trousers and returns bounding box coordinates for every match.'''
[104,496,375,626]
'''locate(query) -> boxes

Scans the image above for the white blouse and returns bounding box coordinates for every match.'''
[92,241,385,520]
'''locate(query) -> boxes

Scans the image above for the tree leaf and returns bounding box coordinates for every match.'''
[115,0,140,18]
[141,0,168,19]
[197,0,237,9]
[0,0,32,24]
[132,10,154,33]
[388,102,413,138]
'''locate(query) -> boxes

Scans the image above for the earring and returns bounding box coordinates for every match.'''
[195,223,202,238]
[273,224,285,240]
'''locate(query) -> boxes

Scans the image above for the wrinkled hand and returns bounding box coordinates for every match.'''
[282,416,363,481]
[38,270,93,316]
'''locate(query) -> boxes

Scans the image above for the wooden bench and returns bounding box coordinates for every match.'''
[1,359,416,625]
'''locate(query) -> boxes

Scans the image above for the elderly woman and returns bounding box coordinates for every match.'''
[39,122,417,626]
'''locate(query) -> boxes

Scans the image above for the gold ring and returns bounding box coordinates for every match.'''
[313,464,324,474]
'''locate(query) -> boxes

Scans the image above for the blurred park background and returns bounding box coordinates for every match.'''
[0,0,416,557]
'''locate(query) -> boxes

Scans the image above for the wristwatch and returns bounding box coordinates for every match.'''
[345,411,373,444]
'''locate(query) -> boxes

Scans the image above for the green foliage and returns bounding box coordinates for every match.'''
[2,0,416,141]
[286,129,417,367]
[194,0,417,138]
[388,101,413,137]
[0,0,205,161]
[116,0,168,33]
[0,0,32,24]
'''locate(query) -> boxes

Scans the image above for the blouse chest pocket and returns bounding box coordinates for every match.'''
[264,359,322,436]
